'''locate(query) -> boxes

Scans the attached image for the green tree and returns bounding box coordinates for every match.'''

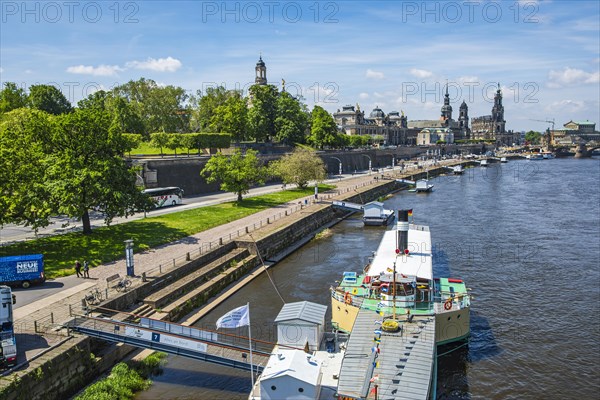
[525,130,542,144]
[180,133,199,156]
[0,108,55,230]
[275,92,309,145]
[201,149,267,202]
[0,82,27,114]
[210,91,248,143]
[308,105,339,148]
[48,108,150,233]
[271,148,326,189]
[166,133,184,156]
[247,84,278,142]
[78,91,145,135]
[27,84,72,115]
[150,132,170,156]
[190,86,228,132]
[122,133,142,157]
[113,78,188,134]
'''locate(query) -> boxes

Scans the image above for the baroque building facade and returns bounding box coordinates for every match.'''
[333,104,411,145]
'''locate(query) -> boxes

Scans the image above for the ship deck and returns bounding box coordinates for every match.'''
[337,308,436,399]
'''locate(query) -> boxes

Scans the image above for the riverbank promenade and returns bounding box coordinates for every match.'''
[7,160,457,370]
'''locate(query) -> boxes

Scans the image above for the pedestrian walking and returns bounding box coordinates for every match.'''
[83,261,90,278]
[75,260,82,278]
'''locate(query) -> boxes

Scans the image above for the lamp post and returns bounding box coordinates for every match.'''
[124,239,135,277]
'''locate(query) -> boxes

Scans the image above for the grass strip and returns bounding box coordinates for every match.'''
[1,185,333,279]
[75,352,166,400]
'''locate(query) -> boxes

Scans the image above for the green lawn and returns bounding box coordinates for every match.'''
[1,185,333,279]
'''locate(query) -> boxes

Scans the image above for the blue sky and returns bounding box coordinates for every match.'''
[1,0,599,132]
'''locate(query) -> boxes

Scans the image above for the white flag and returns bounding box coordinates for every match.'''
[216,304,250,329]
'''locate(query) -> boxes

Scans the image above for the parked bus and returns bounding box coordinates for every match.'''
[142,187,184,208]
[0,286,17,368]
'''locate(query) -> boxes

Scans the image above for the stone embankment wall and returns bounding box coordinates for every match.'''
[138,145,486,195]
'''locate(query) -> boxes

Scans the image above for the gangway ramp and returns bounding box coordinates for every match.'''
[332,200,364,212]
[66,315,270,372]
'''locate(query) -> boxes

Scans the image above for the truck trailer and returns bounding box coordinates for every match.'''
[0,285,17,368]
[0,254,46,288]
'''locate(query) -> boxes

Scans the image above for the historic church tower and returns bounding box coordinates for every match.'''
[440,84,453,124]
[458,100,469,133]
[492,83,505,133]
[255,56,267,85]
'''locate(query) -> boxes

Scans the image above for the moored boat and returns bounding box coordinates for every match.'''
[331,209,471,345]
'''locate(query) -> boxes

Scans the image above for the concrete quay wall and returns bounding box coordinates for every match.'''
[140,145,486,195]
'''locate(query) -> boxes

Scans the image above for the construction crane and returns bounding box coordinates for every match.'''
[530,118,555,131]
[530,118,556,147]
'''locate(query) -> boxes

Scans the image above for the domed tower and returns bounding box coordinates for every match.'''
[255,56,267,85]
[491,83,505,133]
[370,106,385,125]
[440,84,453,123]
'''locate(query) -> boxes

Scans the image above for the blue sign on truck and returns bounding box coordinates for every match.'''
[0,254,46,288]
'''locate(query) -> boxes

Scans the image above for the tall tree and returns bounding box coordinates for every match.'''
[190,86,229,132]
[47,108,150,233]
[275,92,309,145]
[150,132,170,157]
[0,82,27,114]
[247,84,278,142]
[78,90,145,135]
[210,91,248,142]
[308,105,339,148]
[113,78,188,134]
[0,108,55,230]
[201,149,267,202]
[27,84,72,115]
[271,148,326,189]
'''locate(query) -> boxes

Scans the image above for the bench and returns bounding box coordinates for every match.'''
[106,273,120,288]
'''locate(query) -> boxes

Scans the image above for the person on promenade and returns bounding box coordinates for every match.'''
[75,260,82,278]
[83,261,90,278]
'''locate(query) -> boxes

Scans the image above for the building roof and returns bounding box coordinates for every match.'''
[274,301,327,325]
[367,225,433,280]
[260,348,321,384]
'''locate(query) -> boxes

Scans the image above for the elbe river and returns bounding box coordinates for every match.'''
[136,157,600,400]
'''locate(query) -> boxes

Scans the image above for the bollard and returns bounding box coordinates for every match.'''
[186,252,191,261]
[51,312,54,324]
[173,259,176,268]
[245,226,249,233]
[142,272,147,282]
[219,238,223,245]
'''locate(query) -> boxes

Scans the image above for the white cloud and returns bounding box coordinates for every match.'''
[25,69,33,74]
[66,64,123,76]
[0,67,3,73]
[125,57,182,72]
[545,99,590,113]
[359,92,369,99]
[409,68,433,79]
[456,76,479,85]
[366,69,385,79]
[547,67,599,88]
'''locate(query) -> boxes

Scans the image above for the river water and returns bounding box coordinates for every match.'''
[136,157,600,400]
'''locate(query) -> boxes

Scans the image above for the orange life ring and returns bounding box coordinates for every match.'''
[344,292,352,305]
[444,299,452,310]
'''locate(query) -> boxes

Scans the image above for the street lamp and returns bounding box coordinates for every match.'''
[124,239,135,277]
